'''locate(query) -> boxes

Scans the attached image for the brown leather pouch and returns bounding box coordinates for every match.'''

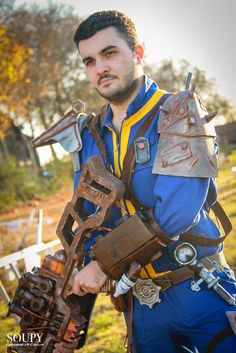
[91,213,170,279]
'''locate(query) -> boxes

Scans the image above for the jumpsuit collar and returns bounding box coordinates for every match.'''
[100,75,159,132]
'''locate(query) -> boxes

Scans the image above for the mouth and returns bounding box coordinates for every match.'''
[98,76,116,87]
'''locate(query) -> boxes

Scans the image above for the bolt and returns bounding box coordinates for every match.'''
[182,143,188,150]
[138,142,145,150]
[189,116,195,125]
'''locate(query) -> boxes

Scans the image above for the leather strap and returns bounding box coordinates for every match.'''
[121,94,170,208]
[87,99,232,247]
[88,94,170,210]
[205,326,234,353]
[180,229,229,248]
[125,291,134,353]
[122,95,169,189]
[153,265,195,291]
[152,252,227,291]
[179,200,232,246]
[211,200,232,236]
[88,105,113,173]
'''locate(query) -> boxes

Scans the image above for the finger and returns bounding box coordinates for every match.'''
[73,279,88,296]
[79,284,101,294]
[74,287,87,296]
[61,341,77,349]
[86,286,100,294]
[61,342,77,353]
[53,343,62,353]
[53,342,76,353]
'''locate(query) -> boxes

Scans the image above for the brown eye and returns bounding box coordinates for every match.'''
[105,51,115,57]
[85,59,94,67]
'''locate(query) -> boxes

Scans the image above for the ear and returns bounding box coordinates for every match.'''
[134,44,144,64]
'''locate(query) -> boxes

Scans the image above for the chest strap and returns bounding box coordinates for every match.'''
[121,94,170,195]
[88,94,170,208]
[121,97,170,209]
[120,104,232,243]
[87,101,232,245]
[88,105,113,173]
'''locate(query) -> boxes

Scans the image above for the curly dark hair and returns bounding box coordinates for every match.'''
[74,10,139,50]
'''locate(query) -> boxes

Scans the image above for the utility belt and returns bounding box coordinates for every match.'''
[91,208,235,312]
[110,250,234,313]
[139,251,228,292]
[91,205,231,280]
[131,248,236,309]
[140,251,229,290]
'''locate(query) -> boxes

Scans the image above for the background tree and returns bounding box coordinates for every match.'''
[145,59,236,123]
[0,21,33,139]
[0,1,235,154]
[0,1,105,160]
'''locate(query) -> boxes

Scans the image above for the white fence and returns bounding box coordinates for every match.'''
[0,209,61,322]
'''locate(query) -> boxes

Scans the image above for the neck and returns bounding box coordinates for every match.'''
[111,75,144,132]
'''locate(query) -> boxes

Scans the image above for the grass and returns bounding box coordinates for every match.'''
[0,295,125,353]
[0,150,235,353]
[79,295,126,353]
[217,149,236,267]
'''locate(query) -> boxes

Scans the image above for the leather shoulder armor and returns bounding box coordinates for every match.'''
[32,101,92,171]
[152,85,218,177]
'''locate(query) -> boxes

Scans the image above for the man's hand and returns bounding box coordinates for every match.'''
[53,341,77,353]
[73,260,108,296]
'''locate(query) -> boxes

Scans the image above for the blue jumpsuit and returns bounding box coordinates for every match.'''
[74,76,236,353]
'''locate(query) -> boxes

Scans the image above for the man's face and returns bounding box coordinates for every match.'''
[79,27,143,104]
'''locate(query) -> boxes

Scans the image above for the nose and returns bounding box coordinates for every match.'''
[95,58,109,76]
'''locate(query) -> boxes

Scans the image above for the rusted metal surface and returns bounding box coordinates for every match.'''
[31,103,88,154]
[31,103,91,172]
[7,156,125,352]
[153,73,218,177]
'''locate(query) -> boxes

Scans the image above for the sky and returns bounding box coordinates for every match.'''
[14,0,236,164]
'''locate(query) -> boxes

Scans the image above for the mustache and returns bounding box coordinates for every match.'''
[97,73,117,85]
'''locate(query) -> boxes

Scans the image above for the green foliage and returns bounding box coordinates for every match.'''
[217,150,236,267]
[41,157,73,191]
[79,295,126,353]
[0,301,20,352]
[0,157,73,213]
[0,158,40,211]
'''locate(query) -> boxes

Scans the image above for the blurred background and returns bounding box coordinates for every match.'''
[0,0,236,352]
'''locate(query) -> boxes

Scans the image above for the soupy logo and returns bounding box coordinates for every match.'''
[7,333,43,347]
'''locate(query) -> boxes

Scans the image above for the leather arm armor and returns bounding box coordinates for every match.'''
[90,209,174,280]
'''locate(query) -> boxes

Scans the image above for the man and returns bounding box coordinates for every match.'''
[54,10,236,353]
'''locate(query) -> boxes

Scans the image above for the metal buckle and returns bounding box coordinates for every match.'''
[132,278,162,308]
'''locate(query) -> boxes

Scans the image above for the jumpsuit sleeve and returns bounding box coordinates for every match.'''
[153,174,210,237]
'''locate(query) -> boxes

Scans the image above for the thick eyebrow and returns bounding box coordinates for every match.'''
[100,45,118,54]
[82,45,118,64]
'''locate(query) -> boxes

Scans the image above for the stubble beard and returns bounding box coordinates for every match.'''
[95,67,139,105]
